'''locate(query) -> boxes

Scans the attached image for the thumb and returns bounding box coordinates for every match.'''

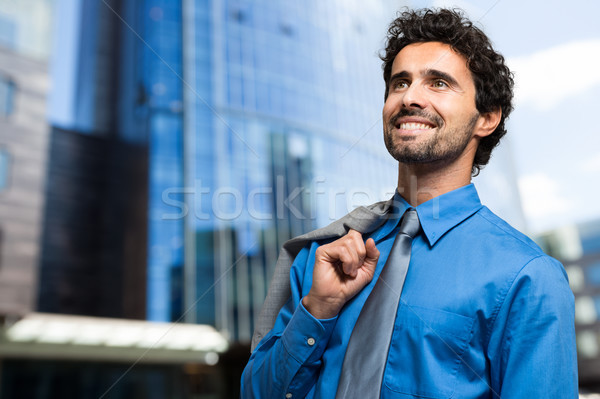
[363,238,380,270]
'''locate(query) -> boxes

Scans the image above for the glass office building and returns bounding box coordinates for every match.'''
[176,0,401,341]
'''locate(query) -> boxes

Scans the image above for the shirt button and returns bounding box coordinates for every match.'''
[307,337,316,346]
[285,393,292,398]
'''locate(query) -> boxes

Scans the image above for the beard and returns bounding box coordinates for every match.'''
[384,109,479,165]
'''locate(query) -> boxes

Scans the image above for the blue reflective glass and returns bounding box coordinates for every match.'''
[0,149,9,191]
[595,296,600,318]
[586,262,600,285]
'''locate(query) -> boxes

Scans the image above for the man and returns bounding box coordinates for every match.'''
[241,8,577,398]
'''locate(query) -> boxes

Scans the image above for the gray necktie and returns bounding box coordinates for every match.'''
[335,208,420,399]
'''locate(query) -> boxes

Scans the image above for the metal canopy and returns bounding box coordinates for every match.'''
[0,313,228,365]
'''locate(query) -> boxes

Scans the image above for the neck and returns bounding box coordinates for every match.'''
[396,156,474,207]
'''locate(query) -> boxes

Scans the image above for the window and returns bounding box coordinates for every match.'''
[586,262,600,286]
[0,74,15,117]
[0,15,17,50]
[0,148,9,191]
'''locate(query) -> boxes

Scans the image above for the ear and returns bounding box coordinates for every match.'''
[474,108,501,139]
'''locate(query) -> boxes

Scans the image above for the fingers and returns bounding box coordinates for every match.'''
[347,230,367,262]
[363,238,380,275]
[365,238,380,262]
[342,230,366,276]
[317,230,378,278]
[308,231,381,317]
[318,242,359,278]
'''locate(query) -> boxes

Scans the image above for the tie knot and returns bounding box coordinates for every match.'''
[399,209,420,238]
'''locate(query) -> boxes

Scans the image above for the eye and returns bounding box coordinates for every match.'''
[392,80,409,90]
[432,79,449,88]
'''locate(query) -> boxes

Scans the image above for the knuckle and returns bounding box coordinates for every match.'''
[357,248,367,260]
[340,246,351,260]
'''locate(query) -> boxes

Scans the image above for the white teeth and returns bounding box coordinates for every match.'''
[398,122,433,130]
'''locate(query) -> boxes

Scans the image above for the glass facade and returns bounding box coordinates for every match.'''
[174,0,400,341]
[139,0,186,323]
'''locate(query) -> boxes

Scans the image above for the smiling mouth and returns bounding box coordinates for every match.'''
[396,122,435,130]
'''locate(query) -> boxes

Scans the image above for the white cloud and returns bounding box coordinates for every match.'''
[518,173,572,227]
[580,153,600,174]
[508,39,600,110]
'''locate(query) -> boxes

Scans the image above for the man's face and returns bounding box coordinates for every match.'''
[383,41,484,166]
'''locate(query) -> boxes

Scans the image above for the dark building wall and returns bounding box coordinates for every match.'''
[37,128,148,319]
[36,0,150,319]
[0,358,223,399]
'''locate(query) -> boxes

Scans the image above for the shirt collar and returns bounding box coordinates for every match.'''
[415,183,483,246]
[370,191,411,242]
[370,184,482,246]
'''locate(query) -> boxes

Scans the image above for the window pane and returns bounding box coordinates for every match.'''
[586,262,600,286]
[0,76,15,116]
[0,149,9,191]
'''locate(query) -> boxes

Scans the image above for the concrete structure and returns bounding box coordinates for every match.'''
[0,46,49,317]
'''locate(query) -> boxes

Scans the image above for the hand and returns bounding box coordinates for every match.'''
[302,230,380,319]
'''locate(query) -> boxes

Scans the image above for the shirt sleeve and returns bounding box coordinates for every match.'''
[240,244,337,399]
[488,255,578,398]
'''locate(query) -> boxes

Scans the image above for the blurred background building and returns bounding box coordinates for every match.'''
[537,220,600,391]
[0,0,595,398]
[0,0,51,318]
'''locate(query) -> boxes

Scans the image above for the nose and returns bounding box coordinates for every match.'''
[402,83,427,109]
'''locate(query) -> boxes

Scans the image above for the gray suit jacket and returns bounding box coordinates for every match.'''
[251,195,397,351]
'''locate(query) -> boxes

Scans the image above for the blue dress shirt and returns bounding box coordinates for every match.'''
[241,184,578,398]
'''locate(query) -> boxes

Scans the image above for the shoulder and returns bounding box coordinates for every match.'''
[470,206,548,261]
[471,207,572,306]
[458,206,569,290]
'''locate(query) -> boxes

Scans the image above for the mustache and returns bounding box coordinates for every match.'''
[389,109,443,127]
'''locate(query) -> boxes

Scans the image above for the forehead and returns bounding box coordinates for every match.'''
[391,41,473,84]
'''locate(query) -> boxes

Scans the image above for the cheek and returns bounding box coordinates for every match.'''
[382,105,391,121]
[431,98,466,121]
[382,97,398,119]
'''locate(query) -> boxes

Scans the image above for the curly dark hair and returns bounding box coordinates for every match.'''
[381,8,514,176]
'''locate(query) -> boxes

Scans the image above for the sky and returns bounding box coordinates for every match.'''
[408,0,600,234]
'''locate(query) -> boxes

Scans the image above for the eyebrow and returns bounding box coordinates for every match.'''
[389,71,410,84]
[389,69,460,88]
[425,68,460,87]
